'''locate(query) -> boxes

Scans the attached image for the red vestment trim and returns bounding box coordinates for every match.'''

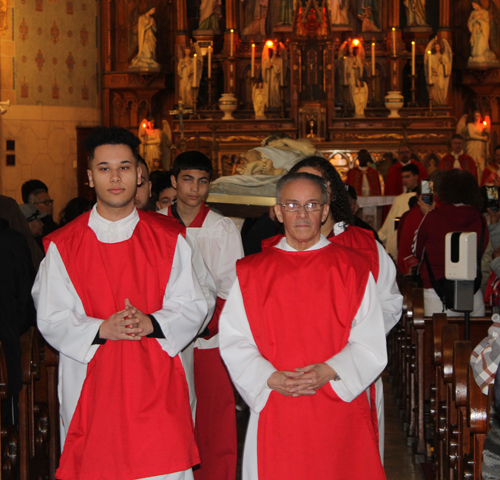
[237,244,385,480]
[46,211,198,480]
[346,167,382,196]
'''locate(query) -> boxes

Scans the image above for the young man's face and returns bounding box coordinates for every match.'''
[87,144,141,218]
[156,187,177,210]
[171,169,210,209]
[134,168,152,210]
[402,172,419,190]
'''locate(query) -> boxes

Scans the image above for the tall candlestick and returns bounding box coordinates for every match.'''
[411,41,415,76]
[230,29,234,56]
[193,53,197,87]
[251,43,255,77]
[392,28,396,56]
[428,50,431,83]
[343,56,347,84]
[371,42,375,76]
[208,46,212,79]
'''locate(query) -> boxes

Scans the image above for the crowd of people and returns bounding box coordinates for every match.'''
[1,126,500,479]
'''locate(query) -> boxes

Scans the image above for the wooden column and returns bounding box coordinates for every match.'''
[387,0,400,30]
[439,0,452,42]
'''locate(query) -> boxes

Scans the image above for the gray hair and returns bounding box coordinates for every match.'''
[276,172,328,204]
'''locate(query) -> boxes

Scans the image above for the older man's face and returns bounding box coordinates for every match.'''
[274,178,329,251]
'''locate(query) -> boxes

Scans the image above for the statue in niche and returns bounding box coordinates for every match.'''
[278,0,294,25]
[403,0,427,27]
[252,82,267,119]
[138,118,162,171]
[358,6,380,32]
[339,40,365,107]
[243,0,268,36]
[198,0,221,31]
[177,44,203,107]
[330,0,350,25]
[457,111,490,179]
[424,37,452,106]
[468,2,499,65]
[353,79,368,117]
[129,7,160,70]
[262,42,287,108]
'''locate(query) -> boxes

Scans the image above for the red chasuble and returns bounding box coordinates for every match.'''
[346,166,382,196]
[46,211,198,480]
[170,202,237,480]
[237,243,385,480]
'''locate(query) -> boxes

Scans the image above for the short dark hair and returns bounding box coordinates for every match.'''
[357,149,372,165]
[137,154,149,177]
[290,156,353,225]
[494,145,500,154]
[345,184,357,200]
[451,134,463,142]
[438,170,483,209]
[83,126,141,163]
[171,151,213,180]
[402,163,420,176]
[152,171,174,199]
[276,172,328,204]
[22,179,48,203]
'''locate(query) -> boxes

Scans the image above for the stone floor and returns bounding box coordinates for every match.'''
[235,372,427,479]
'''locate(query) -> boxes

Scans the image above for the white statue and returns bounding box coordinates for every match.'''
[241,158,285,176]
[353,79,368,117]
[330,0,350,25]
[404,0,427,27]
[0,99,10,115]
[138,118,162,171]
[358,6,380,32]
[243,0,268,36]
[262,42,287,108]
[252,82,267,119]
[129,8,160,70]
[339,40,365,107]
[457,112,490,179]
[468,2,499,65]
[177,44,203,108]
[198,0,221,30]
[424,37,452,106]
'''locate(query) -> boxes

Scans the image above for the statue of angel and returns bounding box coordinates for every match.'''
[252,82,267,119]
[404,0,427,27]
[424,37,452,106]
[129,7,160,70]
[353,79,368,117]
[138,118,162,171]
[177,43,203,107]
[457,111,490,179]
[468,2,499,65]
[338,40,365,107]
[262,42,287,108]
[330,0,350,25]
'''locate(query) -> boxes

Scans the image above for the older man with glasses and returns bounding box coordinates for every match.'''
[27,188,58,235]
[220,172,387,480]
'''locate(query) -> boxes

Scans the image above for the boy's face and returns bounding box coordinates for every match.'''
[171,169,210,208]
[156,187,177,210]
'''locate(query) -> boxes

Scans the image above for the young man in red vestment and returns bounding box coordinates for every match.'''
[32,127,208,480]
[481,145,500,186]
[384,145,427,195]
[346,148,382,196]
[160,151,243,480]
[438,134,478,180]
[220,173,387,480]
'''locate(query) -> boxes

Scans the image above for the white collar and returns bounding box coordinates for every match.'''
[276,234,330,252]
[88,204,140,243]
[452,150,464,157]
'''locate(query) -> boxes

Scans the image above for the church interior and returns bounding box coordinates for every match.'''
[1,0,500,479]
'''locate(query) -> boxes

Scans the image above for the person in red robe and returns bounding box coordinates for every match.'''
[481,145,500,186]
[437,134,478,180]
[220,173,387,480]
[33,127,208,480]
[346,149,382,196]
[384,145,427,196]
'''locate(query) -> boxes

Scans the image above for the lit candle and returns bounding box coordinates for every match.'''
[392,27,396,56]
[427,50,431,83]
[343,56,347,84]
[411,41,415,76]
[251,43,255,77]
[230,29,234,57]
[371,42,375,76]
[193,53,197,86]
[208,46,212,79]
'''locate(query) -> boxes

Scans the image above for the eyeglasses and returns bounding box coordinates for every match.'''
[279,202,323,212]
[35,199,54,206]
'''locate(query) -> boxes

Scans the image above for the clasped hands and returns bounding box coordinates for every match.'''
[267,363,337,398]
[99,298,154,341]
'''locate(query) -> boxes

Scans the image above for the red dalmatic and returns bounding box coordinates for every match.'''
[48,211,198,480]
[237,244,385,480]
